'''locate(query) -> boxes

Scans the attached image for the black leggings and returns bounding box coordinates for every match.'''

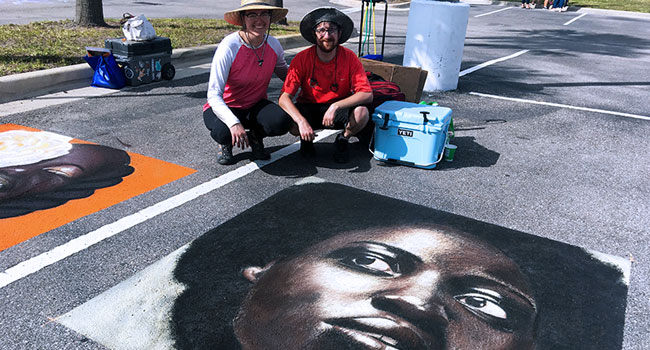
[203,99,292,145]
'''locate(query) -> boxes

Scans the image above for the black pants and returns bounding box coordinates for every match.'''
[203,99,291,145]
[295,103,350,130]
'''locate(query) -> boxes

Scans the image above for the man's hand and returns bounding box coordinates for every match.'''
[279,91,315,141]
[230,123,249,149]
[323,103,339,127]
[298,120,315,142]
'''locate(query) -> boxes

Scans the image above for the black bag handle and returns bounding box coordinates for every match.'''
[120,13,135,25]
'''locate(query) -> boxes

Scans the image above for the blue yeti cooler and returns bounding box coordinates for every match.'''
[372,100,452,169]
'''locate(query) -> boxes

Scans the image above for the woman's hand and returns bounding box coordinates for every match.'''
[230,123,249,149]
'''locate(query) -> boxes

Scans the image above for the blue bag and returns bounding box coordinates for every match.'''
[84,54,126,89]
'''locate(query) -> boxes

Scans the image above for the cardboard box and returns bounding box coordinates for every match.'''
[360,58,428,103]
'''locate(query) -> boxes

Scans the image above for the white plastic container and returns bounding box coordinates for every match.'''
[403,0,470,91]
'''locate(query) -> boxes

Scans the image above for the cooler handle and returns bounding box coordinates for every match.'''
[379,113,390,130]
[420,111,429,124]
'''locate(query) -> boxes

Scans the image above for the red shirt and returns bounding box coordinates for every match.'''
[282,46,371,104]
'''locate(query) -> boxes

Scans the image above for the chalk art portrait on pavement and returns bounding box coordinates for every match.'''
[170,181,629,350]
[0,129,133,218]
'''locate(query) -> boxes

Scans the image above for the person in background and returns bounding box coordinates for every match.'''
[203,0,292,165]
[550,0,568,11]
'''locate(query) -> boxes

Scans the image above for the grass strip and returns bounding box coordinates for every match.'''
[0,18,299,76]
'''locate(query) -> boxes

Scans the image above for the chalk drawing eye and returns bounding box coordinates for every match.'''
[455,289,507,320]
[349,254,394,274]
[0,174,11,191]
[44,165,84,178]
[328,245,404,277]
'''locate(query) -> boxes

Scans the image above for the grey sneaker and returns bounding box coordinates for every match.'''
[247,130,270,160]
[217,143,235,165]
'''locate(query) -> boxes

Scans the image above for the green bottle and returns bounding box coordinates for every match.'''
[448,117,455,139]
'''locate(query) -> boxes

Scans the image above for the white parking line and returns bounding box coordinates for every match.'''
[469,91,650,121]
[459,50,529,77]
[564,13,587,26]
[474,7,513,18]
[0,129,338,289]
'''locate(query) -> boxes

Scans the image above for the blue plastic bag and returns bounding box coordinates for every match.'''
[84,54,126,89]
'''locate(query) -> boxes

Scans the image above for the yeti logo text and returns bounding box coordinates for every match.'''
[397,129,413,137]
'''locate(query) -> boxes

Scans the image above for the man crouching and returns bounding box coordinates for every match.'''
[279,8,373,163]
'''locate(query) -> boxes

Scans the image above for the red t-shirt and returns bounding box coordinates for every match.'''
[282,46,371,104]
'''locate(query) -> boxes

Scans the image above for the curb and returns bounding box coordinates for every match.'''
[0,63,93,104]
[0,34,308,105]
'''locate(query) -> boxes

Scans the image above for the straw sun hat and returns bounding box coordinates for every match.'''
[224,0,289,26]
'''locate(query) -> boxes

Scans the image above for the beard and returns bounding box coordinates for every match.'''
[316,38,337,53]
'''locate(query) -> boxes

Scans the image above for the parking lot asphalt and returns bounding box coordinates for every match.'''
[1,1,650,349]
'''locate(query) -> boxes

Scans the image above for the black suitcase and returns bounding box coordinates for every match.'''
[105,36,172,56]
[104,37,175,86]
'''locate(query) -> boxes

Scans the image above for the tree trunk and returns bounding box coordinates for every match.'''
[75,0,107,27]
[269,0,288,25]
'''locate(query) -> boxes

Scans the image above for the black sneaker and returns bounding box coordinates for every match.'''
[300,139,316,157]
[333,134,349,163]
[217,143,235,165]
[356,122,374,150]
[247,130,270,160]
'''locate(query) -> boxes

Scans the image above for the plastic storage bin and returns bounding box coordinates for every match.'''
[104,37,175,86]
[372,100,452,169]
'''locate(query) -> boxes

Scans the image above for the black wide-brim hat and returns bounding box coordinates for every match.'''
[300,7,354,45]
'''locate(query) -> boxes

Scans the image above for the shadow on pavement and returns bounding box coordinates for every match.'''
[260,140,375,178]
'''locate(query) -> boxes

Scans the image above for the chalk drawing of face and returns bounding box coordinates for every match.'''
[234,225,538,350]
[0,130,133,218]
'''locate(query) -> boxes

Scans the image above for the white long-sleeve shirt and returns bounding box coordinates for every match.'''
[204,32,288,127]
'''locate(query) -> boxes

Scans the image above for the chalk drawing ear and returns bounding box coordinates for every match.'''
[241,261,276,283]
